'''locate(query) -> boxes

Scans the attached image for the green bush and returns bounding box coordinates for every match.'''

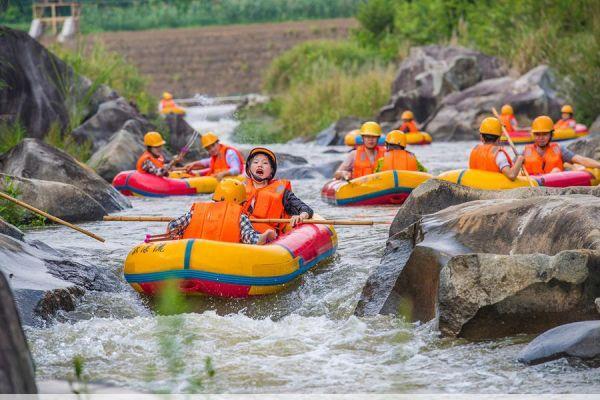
[0,176,46,228]
[0,121,26,154]
[263,40,379,93]
[277,66,394,140]
[44,122,92,162]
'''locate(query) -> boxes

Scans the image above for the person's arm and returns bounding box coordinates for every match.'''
[334,151,355,180]
[142,159,169,177]
[167,210,192,238]
[185,158,210,172]
[240,214,276,245]
[498,151,524,181]
[571,154,600,169]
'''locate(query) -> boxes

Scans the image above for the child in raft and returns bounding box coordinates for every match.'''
[243,147,313,235]
[167,179,277,245]
[136,131,181,177]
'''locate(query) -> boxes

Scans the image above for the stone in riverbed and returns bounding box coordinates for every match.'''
[518,321,600,366]
[0,139,130,214]
[567,133,600,161]
[0,217,24,241]
[87,127,146,182]
[0,272,37,393]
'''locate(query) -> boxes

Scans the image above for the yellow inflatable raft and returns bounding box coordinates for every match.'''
[321,170,433,206]
[438,169,538,190]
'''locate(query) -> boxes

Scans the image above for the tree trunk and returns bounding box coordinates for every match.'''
[0,273,37,393]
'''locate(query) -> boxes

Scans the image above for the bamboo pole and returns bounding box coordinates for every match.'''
[103,215,390,226]
[492,107,536,187]
[0,191,105,242]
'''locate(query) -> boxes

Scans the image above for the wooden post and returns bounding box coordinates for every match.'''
[51,3,57,35]
[0,273,38,393]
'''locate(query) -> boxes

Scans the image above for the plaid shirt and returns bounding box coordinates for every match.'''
[167,209,260,244]
[141,159,169,177]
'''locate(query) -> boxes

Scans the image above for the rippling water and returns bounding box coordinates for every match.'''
[23,104,598,393]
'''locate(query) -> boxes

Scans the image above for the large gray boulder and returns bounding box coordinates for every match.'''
[71,97,153,152]
[356,180,600,339]
[518,321,600,366]
[0,26,115,139]
[0,139,129,214]
[567,133,600,161]
[378,45,507,125]
[87,128,145,182]
[0,233,120,326]
[314,116,366,146]
[0,218,24,242]
[0,174,106,222]
[425,65,564,141]
[0,272,37,393]
[589,115,600,135]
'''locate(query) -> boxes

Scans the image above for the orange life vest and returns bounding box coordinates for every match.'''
[500,114,517,133]
[244,179,291,233]
[381,149,418,171]
[136,151,165,174]
[523,143,564,175]
[182,201,242,243]
[399,120,419,133]
[554,118,576,130]
[469,143,513,173]
[209,144,245,175]
[352,145,385,178]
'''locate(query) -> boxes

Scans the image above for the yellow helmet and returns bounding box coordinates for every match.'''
[162,92,173,100]
[479,117,503,136]
[501,104,513,115]
[385,130,407,147]
[561,105,573,114]
[212,179,246,204]
[401,110,414,120]
[360,121,382,137]
[201,132,219,148]
[143,131,166,147]
[531,115,554,134]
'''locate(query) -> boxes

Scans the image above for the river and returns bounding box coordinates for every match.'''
[22,102,599,394]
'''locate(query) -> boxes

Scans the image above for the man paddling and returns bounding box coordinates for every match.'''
[334,121,385,180]
[469,117,525,181]
[136,132,181,177]
[523,115,600,174]
[375,131,427,172]
[184,132,244,181]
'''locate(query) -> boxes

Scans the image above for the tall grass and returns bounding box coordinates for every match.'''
[263,40,379,93]
[277,66,394,140]
[44,122,92,162]
[0,121,26,154]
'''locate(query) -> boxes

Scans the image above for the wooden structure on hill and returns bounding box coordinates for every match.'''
[31,1,81,38]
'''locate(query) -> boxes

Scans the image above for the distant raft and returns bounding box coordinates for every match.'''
[344,130,432,147]
[123,222,337,298]
[112,170,221,197]
[321,170,433,206]
[501,124,588,144]
[438,169,597,190]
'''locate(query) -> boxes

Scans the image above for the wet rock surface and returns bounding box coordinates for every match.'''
[518,321,600,366]
[378,45,506,125]
[314,116,366,146]
[567,133,600,161]
[0,233,121,326]
[87,128,146,182]
[0,139,130,215]
[356,179,600,339]
[71,97,153,152]
[0,272,38,393]
[0,217,24,242]
[0,27,115,139]
[425,66,564,141]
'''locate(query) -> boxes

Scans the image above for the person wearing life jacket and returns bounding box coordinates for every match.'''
[375,131,427,172]
[166,179,276,245]
[554,105,577,130]
[184,133,244,180]
[244,147,313,235]
[469,117,524,181]
[159,92,185,115]
[136,132,180,177]
[499,104,519,133]
[397,110,419,133]
[334,121,385,180]
[523,115,600,175]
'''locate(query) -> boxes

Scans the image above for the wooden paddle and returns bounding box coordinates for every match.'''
[103,215,390,226]
[0,191,105,242]
[491,107,536,187]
